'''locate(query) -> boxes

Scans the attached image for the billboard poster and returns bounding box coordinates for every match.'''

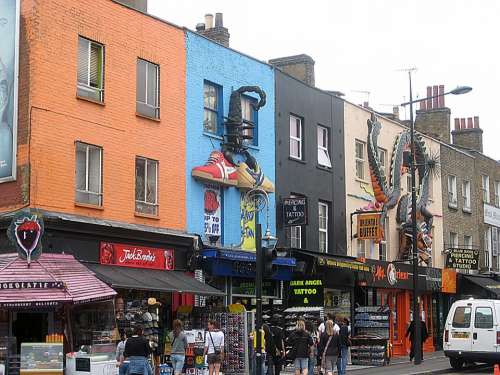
[204,185,221,240]
[240,193,256,251]
[0,0,20,182]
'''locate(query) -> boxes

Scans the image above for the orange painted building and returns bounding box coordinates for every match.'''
[0,0,186,230]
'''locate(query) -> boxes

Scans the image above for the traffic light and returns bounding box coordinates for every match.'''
[262,246,277,278]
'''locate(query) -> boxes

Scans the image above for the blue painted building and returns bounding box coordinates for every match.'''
[185,30,292,305]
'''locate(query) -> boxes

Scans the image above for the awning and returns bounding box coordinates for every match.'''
[0,253,116,308]
[203,249,296,267]
[462,275,500,298]
[85,263,225,296]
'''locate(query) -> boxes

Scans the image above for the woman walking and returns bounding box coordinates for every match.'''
[204,319,225,375]
[318,320,340,375]
[170,320,188,375]
[263,324,276,375]
[305,321,318,375]
[336,318,351,375]
[123,326,152,375]
[288,319,314,375]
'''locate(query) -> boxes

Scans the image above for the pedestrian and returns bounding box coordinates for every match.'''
[305,321,317,375]
[270,326,285,375]
[318,320,340,375]
[123,326,152,375]
[336,318,350,375]
[405,316,429,362]
[204,319,225,375]
[116,330,130,375]
[263,324,276,375]
[288,319,314,375]
[251,327,266,375]
[170,319,188,375]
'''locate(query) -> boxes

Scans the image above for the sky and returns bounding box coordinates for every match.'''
[149,0,500,160]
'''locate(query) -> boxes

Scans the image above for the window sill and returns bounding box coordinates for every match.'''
[448,202,458,210]
[355,177,369,185]
[203,131,224,140]
[462,207,472,214]
[75,202,104,210]
[289,156,306,164]
[76,95,105,106]
[135,212,160,220]
[136,112,160,122]
[316,164,332,173]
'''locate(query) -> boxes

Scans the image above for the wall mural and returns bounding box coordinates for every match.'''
[363,114,437,265]
[192,86,274,248]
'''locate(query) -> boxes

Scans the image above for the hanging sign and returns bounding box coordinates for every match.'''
[288,279,323,307]
[283,197,307,226]
[7,210,44,265]
[100,242,174,270]
[357,213,381,241]
[240,193,256,251]
[445,248,479,270]
[204,185,222,239]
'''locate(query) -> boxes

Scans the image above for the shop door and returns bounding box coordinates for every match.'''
[421,294,435,352]
[390,291,410,357]
[12,312,48,351]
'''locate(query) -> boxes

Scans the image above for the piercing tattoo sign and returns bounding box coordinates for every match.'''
[283,197,308,226]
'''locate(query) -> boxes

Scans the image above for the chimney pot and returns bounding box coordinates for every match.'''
[205,13,214,29]
[215,13,223,27]
[393,106,399,119]
[467,117,473,129]
[438,85,445,107]
[474,116,480,128]
[454,118,460,130]
[420,100,426,111]
[196,23,206,31]
[432,85,439,109]
[427,86,432,109]
[460,118,466,129]
[363,101,369,109]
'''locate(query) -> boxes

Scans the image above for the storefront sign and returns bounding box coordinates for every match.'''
[357,213,381,241]
[317,256,370,272]
[0,0,20,183]
[7,211,44,265]
[485,203,500,227]
[0,300,61,308]
[0,281,64,290]
[204,185,221,239]
[445,248,479,270]
[442,268,457,294]
[283,197,307,226]
[232,278,277,297]
[288,279,323,307]
[99,242,174,270]
[240,194,256,251]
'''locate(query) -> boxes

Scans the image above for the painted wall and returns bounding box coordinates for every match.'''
[344,102,445,268]
[185,31,276,248]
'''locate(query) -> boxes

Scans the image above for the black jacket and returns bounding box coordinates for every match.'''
[289,330,313,359]
[339,325,350,348]
[318,333,341,357]
[405,320,429,343]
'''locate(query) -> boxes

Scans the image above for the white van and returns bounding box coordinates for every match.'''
[444,298,500,369]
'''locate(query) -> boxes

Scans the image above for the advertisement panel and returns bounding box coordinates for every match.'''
[0,0,20,182]
[240,193,256,251]
[99,242,174,270]
[288,279,323,307]
[204,185,221,240]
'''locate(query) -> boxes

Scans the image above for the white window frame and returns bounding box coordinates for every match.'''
[462,180,471,212]
[318,202,329,252]
[464,235,472,249]
[135,157,159,216]
[317,125,332,168]
[448,175,457,208]
[495,181,500,207]
[75,142,103,206]
[483,175,490,203]
[136,58,160,119]
[290,226,302,248]
[493,227,499,257]
[77,36,104,102]
[449,232,458,249]
[290,115,303,160]
[357,239,367,258]
[355,140,365,180]
[485,228,492,269]
[378,148,387,177]
[379,220,388,261]
[203,81,219,134]
[241,96,257,145]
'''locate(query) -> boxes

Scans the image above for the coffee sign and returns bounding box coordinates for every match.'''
[445,248,479,270]
[100,242,174,270]
[283,197,307,226]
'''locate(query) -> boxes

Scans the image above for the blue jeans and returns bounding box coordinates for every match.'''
[336,347,348,375]
[119,362,129,375]
[308,355,316,375]
[293,357,308,372]
[170,354,185,373]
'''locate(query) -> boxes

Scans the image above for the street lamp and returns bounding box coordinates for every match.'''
[401,76,471,365]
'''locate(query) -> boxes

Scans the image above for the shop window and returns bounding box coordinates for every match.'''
[474,307,493,329]
[355,140,365,180]
[71,301,116,350]
[324,288,351,320]
[135,157,158,216]
[75,142,103,206]
[241,95,258,146]
[452,306,471,328]
[290,115,303,160]
[136,58,160,119]
[317,125,332,168]
[77,36,104,102]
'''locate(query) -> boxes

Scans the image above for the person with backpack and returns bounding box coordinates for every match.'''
[288,319,314,375]
[318,320,341,375]
[204,320,225,375]
[169,319,188,375]
[270,326,285,375]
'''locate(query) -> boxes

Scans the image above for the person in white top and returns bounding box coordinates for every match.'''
[204,320,225,375]
[317,314,339,340]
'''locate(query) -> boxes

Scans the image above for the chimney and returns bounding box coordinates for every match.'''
[196,13,230,47]
[392,106,400,120]
[269,54,316,86]
[115,0,147,12]
[414,84,451,143]
[452,116,483,153]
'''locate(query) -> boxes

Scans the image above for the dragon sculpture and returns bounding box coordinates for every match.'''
[366,113,435,264]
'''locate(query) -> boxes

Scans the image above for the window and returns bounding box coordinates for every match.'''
[290,115,303,160]
[407,174,412,193]
[75,142,102,206]
[136,59,160,119]
[482,175,490,203]
[378,148,387,177]
[495,181,500,207]
[464,235,472,249]
[448,175,457,207]
[379,221,388,261]
[449,232,458,249]
[317,126,331,168]
[135,157,158,216]
[77,36,104,102]
[318,202,329,252]
[241,96,257,145]
[485,228,492,269]
[462,180,471,212]
[493,227,499,257]
[452,306,471,328]
[357,240,367,258]
[290,226,302,248]
[203,82,220,134]
[355,140,365,180]
[474,307,493,329]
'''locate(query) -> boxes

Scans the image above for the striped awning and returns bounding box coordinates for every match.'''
[0,253,116,308]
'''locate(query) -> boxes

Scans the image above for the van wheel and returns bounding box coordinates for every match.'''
[449,358,464,370]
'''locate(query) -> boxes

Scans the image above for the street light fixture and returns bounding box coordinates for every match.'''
[401,75,471,366]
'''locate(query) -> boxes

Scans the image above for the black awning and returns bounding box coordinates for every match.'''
[85,263,225,296]
[462,275,500,297]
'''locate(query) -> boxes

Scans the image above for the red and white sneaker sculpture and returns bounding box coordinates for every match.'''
[191,151,238,186]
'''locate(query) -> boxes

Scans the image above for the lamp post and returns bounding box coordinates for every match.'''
[401,75,471,365]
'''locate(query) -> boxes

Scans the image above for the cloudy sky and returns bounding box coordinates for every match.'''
[149,0,500,160]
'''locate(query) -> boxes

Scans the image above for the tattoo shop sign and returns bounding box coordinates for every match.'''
[288,279,323,307]
[283,197,307,226]
[445,248,479,270]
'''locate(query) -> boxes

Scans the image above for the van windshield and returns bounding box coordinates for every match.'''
[452,306,472,328]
